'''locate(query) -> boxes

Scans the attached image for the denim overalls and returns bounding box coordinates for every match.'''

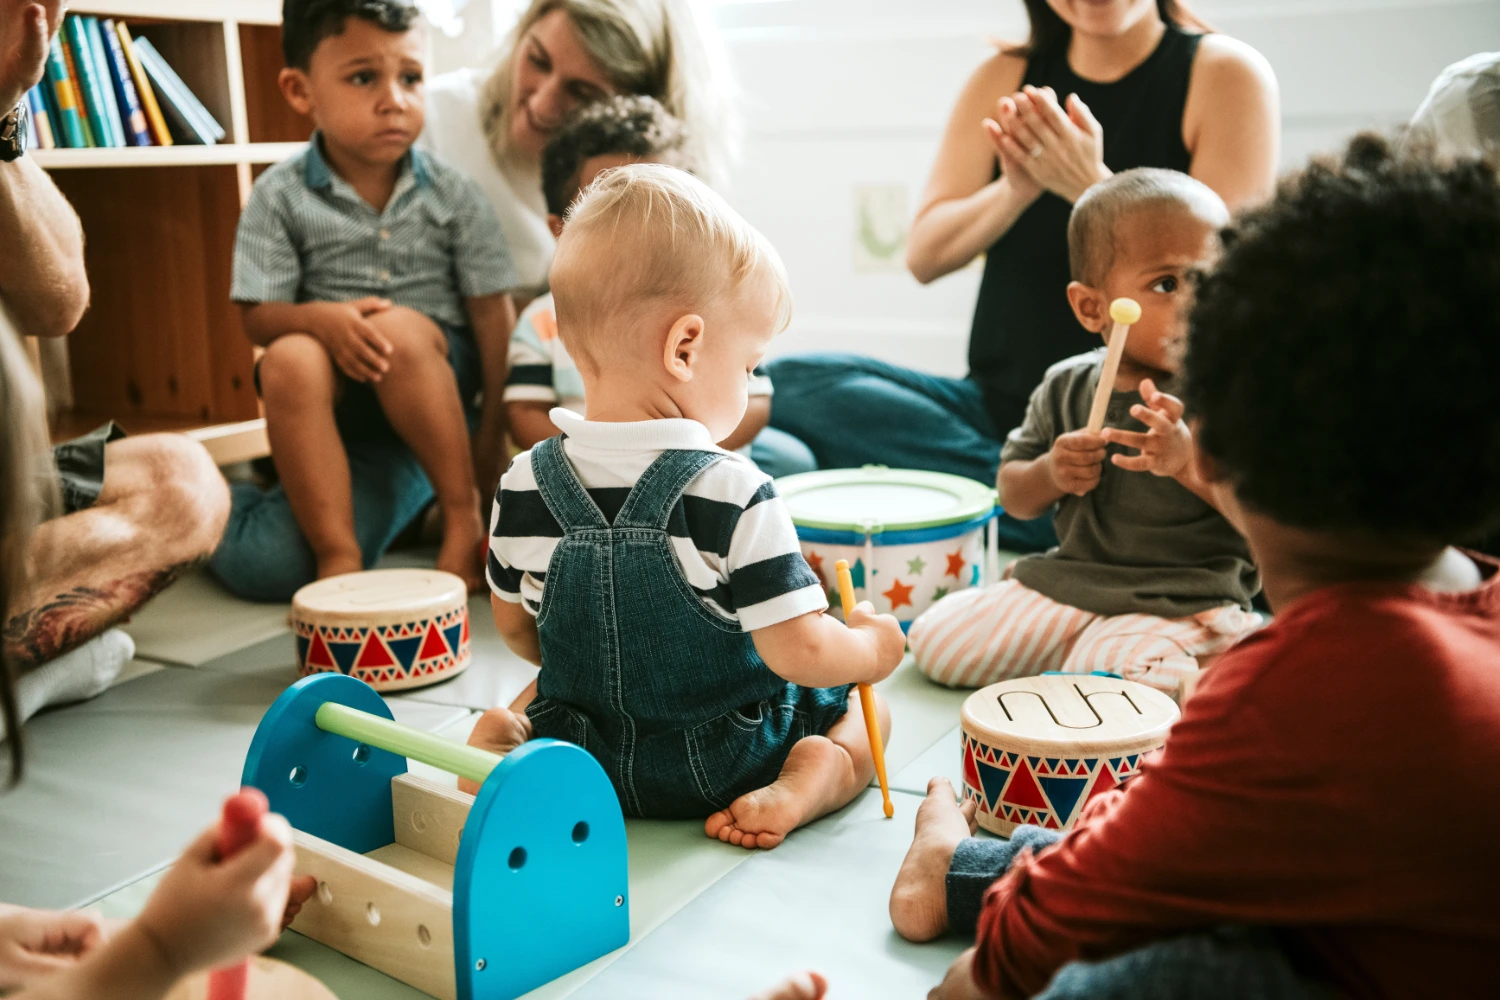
[524,436,852,819]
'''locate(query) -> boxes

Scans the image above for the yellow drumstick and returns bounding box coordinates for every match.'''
[835,559,894,819]
[1086,297,1142,435]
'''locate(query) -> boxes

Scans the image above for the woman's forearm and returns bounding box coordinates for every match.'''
[907,176,1035,285]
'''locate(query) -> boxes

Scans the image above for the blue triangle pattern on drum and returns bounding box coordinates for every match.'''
[977,762,1010,812]
[1038,775,1089,826]
[1028,756,1040,769]
[327,641,361,674]
[1110,757,1122,772]
[1126,754,1139,769]
[386,635,422,669]
[295,635,309,667]
[1046,758,1061,772]
[442,622,463,656]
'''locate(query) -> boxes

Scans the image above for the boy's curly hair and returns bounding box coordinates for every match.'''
[1183,133,1500,544]
[281,0,418,70]
[542,95,692,217]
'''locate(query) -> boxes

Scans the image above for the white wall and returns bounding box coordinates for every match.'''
[427,0,1500,376]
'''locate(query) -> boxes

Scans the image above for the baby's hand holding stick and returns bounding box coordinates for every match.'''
[835,560,895,819]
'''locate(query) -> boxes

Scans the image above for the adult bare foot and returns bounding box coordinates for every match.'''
[748,971,828,1000]
[704,736,855,850]
[458,707,532,793]
[436,508,486,593]
[889,777,977,942]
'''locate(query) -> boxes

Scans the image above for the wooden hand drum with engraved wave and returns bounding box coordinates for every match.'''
[960,675,1180,836]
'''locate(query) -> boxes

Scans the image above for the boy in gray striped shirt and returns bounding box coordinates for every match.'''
[468,165,905,846]
[229,0,517,590]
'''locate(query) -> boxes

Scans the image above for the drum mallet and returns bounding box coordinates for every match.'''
[835,559,894,818]
[1086,298,1142,435]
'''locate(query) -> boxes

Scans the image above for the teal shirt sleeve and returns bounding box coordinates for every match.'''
[230,177,301,304]
[451,174,519,298]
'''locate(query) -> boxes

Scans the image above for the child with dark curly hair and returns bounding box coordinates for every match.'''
[890,134,1500,1000]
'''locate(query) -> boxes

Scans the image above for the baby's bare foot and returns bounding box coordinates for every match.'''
[889,777,977,942]
[704,736,854,850]
[436,508,486,593]
[458,707,532,794]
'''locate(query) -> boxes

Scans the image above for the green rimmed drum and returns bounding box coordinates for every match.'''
[776,467,998,629]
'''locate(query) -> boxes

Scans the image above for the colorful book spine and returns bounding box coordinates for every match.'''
[44,35,86,148]
[133,37,225,144]
[27,87,55,149]
[83,18,127,147]
[59,23,96,147]
[98,19,151,146]
[115,21,170,146]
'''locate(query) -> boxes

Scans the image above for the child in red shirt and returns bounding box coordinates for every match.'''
[887,134,1500,1000]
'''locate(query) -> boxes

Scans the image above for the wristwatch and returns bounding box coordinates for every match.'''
[0,101,28,162]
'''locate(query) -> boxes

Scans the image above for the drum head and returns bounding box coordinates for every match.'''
[777,467,996,534]
[293,569,467,623]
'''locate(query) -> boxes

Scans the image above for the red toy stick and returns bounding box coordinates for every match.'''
[206,788,269,1000]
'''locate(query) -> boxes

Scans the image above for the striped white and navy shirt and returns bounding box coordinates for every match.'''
[487,409,827,632]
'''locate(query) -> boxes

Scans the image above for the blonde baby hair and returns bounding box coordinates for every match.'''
[550,163,791,369]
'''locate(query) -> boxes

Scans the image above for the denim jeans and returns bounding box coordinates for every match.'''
[947,829,1333,1000]
[523,437,851,818]
[208,322,481,603]
[765,353,1057,552]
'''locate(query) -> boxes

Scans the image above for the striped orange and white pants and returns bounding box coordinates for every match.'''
[908,578,1260,698]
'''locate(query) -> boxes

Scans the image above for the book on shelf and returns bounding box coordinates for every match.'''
[36,15,226,151]
[83,17,128,147]
[44,36,87,148]
[58,27,96,147]
[115,21,171,147]
[99,18,152,146]
[26,87,56,149]
[132,37,226,145]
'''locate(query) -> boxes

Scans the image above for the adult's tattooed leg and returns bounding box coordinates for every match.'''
[3,560,199,670]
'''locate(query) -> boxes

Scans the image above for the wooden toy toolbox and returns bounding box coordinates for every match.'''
[242,674,630,999]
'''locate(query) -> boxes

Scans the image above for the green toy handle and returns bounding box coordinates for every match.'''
[315,702,501,784]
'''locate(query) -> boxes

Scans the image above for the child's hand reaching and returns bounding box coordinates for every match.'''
[1046,429,1107,496]
[845,601,906,684]
[135,811,300,979]
[1102,379,1192,479]
[309,297,394,384]
[749,971,828,1000]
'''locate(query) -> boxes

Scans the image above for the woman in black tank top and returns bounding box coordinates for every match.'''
[766,0,1277,550]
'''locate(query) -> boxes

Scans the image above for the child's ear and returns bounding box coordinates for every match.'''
[278,68,314,117]
[662,314,705,383]
[546,214,565,240]
[1066,281,1108,335]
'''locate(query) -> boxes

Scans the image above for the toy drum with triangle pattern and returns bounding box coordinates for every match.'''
[959,674,1179,836]
[292,569,471,692]
[776,467,998,629]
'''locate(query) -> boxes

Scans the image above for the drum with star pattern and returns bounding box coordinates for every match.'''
[776,467,998,630]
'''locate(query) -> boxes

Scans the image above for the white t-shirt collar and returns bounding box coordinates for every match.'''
[549,407,723,454]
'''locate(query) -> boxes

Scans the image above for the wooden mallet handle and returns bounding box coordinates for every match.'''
[1085,298,1142,435]
[206,789,270,1000]
[835,560,894,819]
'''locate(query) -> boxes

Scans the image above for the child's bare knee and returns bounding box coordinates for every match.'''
[368,307,446,363]
[259,333,334,402]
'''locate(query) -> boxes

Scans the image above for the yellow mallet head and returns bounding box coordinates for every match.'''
[1109,297,1142,326]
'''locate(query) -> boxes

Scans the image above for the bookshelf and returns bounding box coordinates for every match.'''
[37,0,312,463]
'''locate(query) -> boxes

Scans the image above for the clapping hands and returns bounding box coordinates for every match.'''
[982,85,1111,204]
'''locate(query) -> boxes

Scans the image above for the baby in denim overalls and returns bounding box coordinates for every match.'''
[466,163,907,849]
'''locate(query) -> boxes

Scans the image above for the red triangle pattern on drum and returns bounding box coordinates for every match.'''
[306,633,334,668]
[1086,761,1119,805]
[964,747,981,792]
[357,636,394,668]
[1003,760,1048,810]
[418,625,448,661]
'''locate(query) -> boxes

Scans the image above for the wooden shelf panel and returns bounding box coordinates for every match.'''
[68,0,280,24]
[53,412,269,466]
[34,142,305,169]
